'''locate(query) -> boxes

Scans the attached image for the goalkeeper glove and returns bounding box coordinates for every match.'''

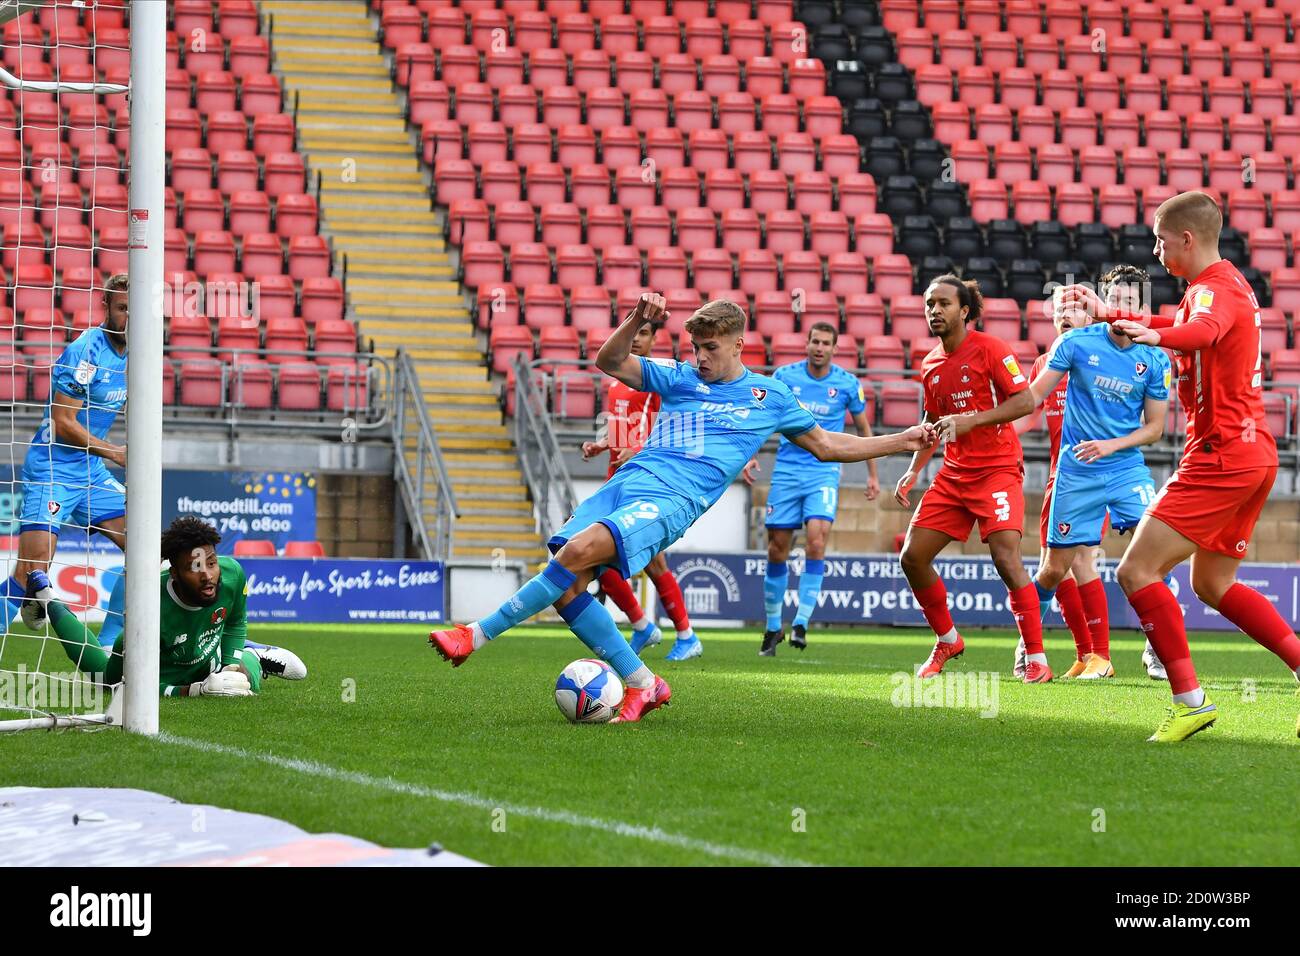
[189,669,253,698]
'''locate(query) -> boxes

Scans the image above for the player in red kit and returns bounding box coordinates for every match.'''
[581,314,701,661]
[1063,191,1300,741]
[895,276,1045,682]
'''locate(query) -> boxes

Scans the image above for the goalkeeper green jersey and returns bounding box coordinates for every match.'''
[149,555,250,694]
[54,555,254,696]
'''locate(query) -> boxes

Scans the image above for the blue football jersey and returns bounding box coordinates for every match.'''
[1046,323,1170,475]
[630,356,818,509]
[24,327,129,473]
[771,360,866,482]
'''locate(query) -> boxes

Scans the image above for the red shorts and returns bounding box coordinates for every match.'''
[1040,474,1109,549]
[912,465,1025,543]
[1149,464,1277,558]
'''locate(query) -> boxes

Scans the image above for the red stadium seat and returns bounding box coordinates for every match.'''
[284,540,326,558]
[240,73,282,116]
[287,235,331,280]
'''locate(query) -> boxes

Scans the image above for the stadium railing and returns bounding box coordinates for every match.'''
[393,349,457,563]
[512,353,576,543]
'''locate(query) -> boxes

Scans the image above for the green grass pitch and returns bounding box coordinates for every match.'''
[2,623,1297,866]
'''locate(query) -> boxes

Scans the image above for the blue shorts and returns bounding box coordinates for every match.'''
[1047,460,1155,548]
[19,461,126,536]
[765,476,839,529]
[547,465,702,579]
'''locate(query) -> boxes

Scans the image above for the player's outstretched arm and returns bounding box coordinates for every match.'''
[1071,396,1169,464]
[595,292,668,390]
[51,392,126,467]
[791,422,936,464]
[1027,367,1065,409]
[1112,317,1222,352]
[935,388,1035,443]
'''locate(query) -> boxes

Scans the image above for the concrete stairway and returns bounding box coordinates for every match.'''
[258,0,547,563]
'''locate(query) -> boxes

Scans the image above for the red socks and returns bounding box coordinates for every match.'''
[1216,583,1300,671]
[650,569,690,632]
[598,568,645,622]
[1129,581,1199,694]
[912,578,956,638]
[1008,582,1045,655]
[1055,578,1092,659]
[1078,577,1110,659]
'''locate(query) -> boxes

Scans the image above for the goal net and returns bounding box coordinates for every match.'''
[0,0,162,733]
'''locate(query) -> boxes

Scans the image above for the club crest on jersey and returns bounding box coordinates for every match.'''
[1057,521,1071,535]
[959,365,971,383]
[751,387,767,403]
[1135,361,1148,375]
[47,501,60,516]
[211,607,227,625]
[827,387,837,397]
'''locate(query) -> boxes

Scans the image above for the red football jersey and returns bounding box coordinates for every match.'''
[604,379,661,478]
[1169,260,1277,469]
[1030,351,1069,469]
[921,330,1028,474]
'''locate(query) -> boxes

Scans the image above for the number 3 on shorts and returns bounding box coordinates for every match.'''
[992,491,1011,522]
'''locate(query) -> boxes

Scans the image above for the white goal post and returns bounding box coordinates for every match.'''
[0,0,163,734]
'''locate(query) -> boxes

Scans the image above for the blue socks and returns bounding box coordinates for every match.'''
[764,560,787,631]
[793,559,824,628]
[1035,580,1055,624]
[98,569,126,647]
[559,591,644,680]
[478,559,577,640]
[0,575,24,632]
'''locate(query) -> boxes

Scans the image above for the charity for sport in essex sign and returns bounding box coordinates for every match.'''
[659,552,1297,632]
[239,558,444,624]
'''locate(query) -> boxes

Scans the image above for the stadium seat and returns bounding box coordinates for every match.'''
[287,235,331,280]
[178,358,226,408]
[284,540,326,558]
[233,539,277,557]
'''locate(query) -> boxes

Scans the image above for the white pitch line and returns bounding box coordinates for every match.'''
[157,733,815,868]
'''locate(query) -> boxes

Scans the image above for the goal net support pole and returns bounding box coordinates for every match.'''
[122,0,164,736]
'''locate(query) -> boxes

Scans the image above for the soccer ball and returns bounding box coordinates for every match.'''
[554,659,624,724]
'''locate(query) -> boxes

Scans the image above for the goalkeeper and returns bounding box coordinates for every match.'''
[25,516,305,698]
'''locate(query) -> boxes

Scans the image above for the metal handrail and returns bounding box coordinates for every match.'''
[2,349,394,434]
[513,354,576,541]
[392,349,458,562]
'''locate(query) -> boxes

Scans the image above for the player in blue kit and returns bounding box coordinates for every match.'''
[429,294,935,721]
[757,322,880,656]
[1024,317,1171,678]
[3,274,130,633]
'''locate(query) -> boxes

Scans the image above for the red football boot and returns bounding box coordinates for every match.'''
[917,635,965,678]
[429,624,476,667]
[611,675,672,723]
[1023,660,1054,683]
